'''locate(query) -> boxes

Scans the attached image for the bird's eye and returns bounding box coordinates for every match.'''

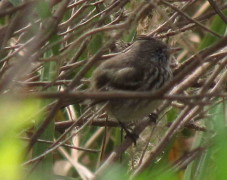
[156,48,169,63]
[155,48,163,54]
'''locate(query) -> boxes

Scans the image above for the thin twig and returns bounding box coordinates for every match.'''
[207,0,227,24]
[161,0,222,38]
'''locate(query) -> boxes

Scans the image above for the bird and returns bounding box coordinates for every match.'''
[91,36,172,124]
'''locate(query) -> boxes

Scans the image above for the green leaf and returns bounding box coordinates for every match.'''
[99,164,129,180]
[198,10,227,50]
[9,0,22,6]
[0,98,41,135]
[211,101,227,179]
[184,100,227,180]
[49,34,62,55]
[137,169,178,180]
[88,33,104,55]
[36,0,52,19]
[0,98,41,180]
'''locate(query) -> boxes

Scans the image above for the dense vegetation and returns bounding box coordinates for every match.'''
[0,0,226,180]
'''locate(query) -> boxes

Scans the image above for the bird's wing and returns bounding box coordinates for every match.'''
[93,66,145,91]
[111,67,144,90]
[113,65,164,91]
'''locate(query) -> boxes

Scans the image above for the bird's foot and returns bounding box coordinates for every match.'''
[118,121,138,145]
[124,131,139,145]
[148,113,158,123]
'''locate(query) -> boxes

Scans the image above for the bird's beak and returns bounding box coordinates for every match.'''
[170,57,179,69]
[169,47,181,69]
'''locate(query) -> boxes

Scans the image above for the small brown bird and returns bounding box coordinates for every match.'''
[92,36,172,123]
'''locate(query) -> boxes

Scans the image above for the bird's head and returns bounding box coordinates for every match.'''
[131,35,170,66]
